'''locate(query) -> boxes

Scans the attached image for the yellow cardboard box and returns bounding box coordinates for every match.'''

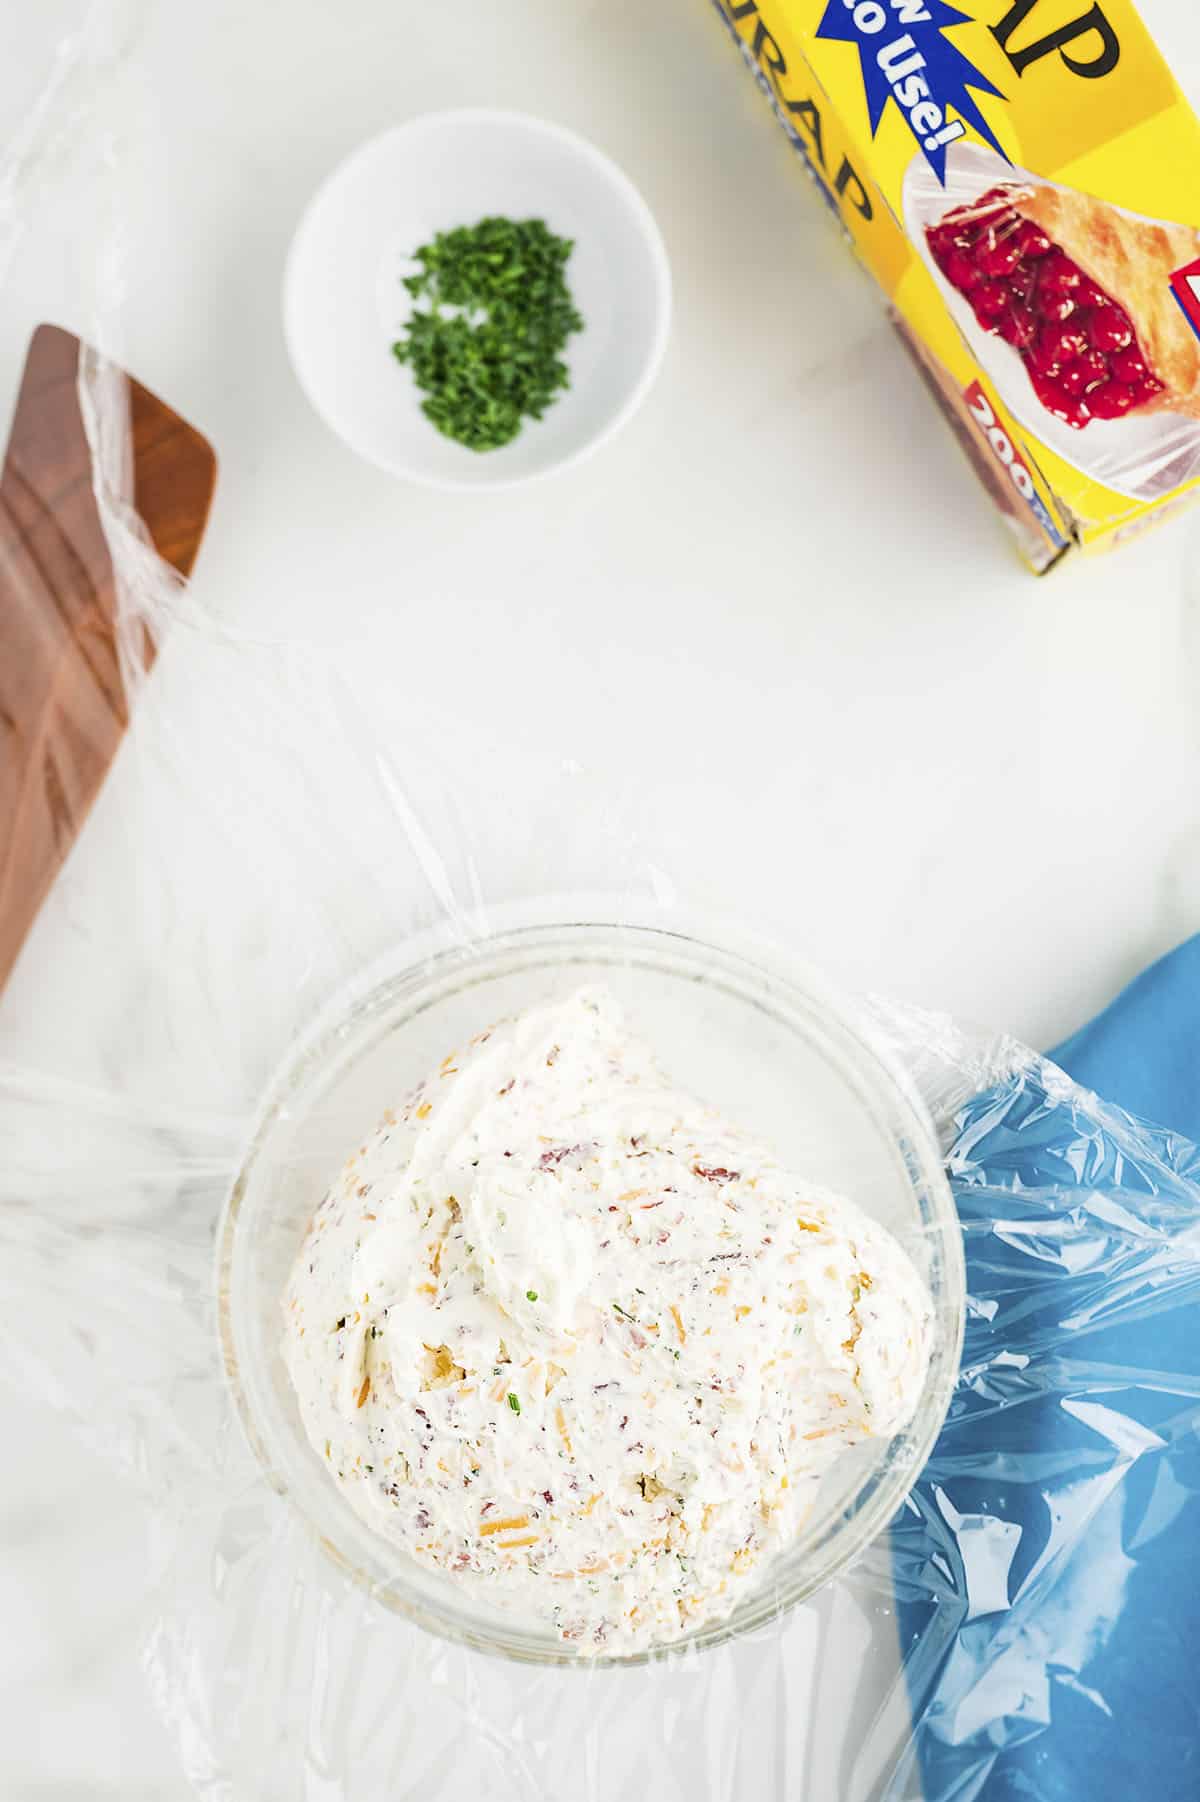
[708,0,1200,569]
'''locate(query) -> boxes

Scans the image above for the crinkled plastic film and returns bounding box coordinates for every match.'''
[3,7,1200,1801]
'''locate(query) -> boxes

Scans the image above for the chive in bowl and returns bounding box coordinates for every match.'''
[282,110,672,490]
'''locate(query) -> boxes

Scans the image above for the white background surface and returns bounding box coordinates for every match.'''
[3,1,1200,1796]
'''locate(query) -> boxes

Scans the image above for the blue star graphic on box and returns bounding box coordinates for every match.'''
[817,0,1008,182]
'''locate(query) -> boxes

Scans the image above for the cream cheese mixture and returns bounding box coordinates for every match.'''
[282,989,932,1652]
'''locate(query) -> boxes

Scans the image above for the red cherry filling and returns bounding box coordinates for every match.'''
[997,301,1037,349]
[1111,346,1147,384]
[927,190,1165,428]
[973,281,1009,322]
[1086,381,1137,420]
[1028,321,1088,378]
[1087,305,1133,354]
[1015,221,1052,260]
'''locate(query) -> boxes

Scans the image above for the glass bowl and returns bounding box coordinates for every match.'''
[217,920,964,1665]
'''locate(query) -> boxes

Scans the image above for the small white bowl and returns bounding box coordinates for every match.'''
[283,109,672,489]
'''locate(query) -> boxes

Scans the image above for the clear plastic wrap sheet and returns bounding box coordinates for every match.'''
[3,7,1200,1802]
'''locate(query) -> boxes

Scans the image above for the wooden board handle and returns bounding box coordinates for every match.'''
[0,324,217,995]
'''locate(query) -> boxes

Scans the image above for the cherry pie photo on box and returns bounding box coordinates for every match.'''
[926,185,1200,430]
[905,145,1200,505]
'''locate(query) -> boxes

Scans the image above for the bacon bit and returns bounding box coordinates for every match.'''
[639,1199,664,1210]
[480,1514,530,1537]
[539,1144,581,1170]
[498,1534,539,1551]
[796,1216,821,1233]
[497,1079,515,1097]
[355,1376,371,1409]
[364,1211,377,1221]
[546,1044,560,1066]
[735,1305,752,1320]
[357,1184,369,1198]
[556,1406,573,1456]
[694,1165,739,1183]
[415,1102,432,1120]
[859,1271,873,1290]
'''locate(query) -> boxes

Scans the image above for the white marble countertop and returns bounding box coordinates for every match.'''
[4,1,1200,1796]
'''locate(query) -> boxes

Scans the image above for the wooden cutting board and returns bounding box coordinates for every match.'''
[0,323,218,995]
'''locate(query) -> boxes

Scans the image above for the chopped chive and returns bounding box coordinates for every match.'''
[526,1289,538,1302]
[507,1392,521,1414]
[391,216,583,452]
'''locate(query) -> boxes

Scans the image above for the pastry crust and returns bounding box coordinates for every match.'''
[1017,185,1200,418]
